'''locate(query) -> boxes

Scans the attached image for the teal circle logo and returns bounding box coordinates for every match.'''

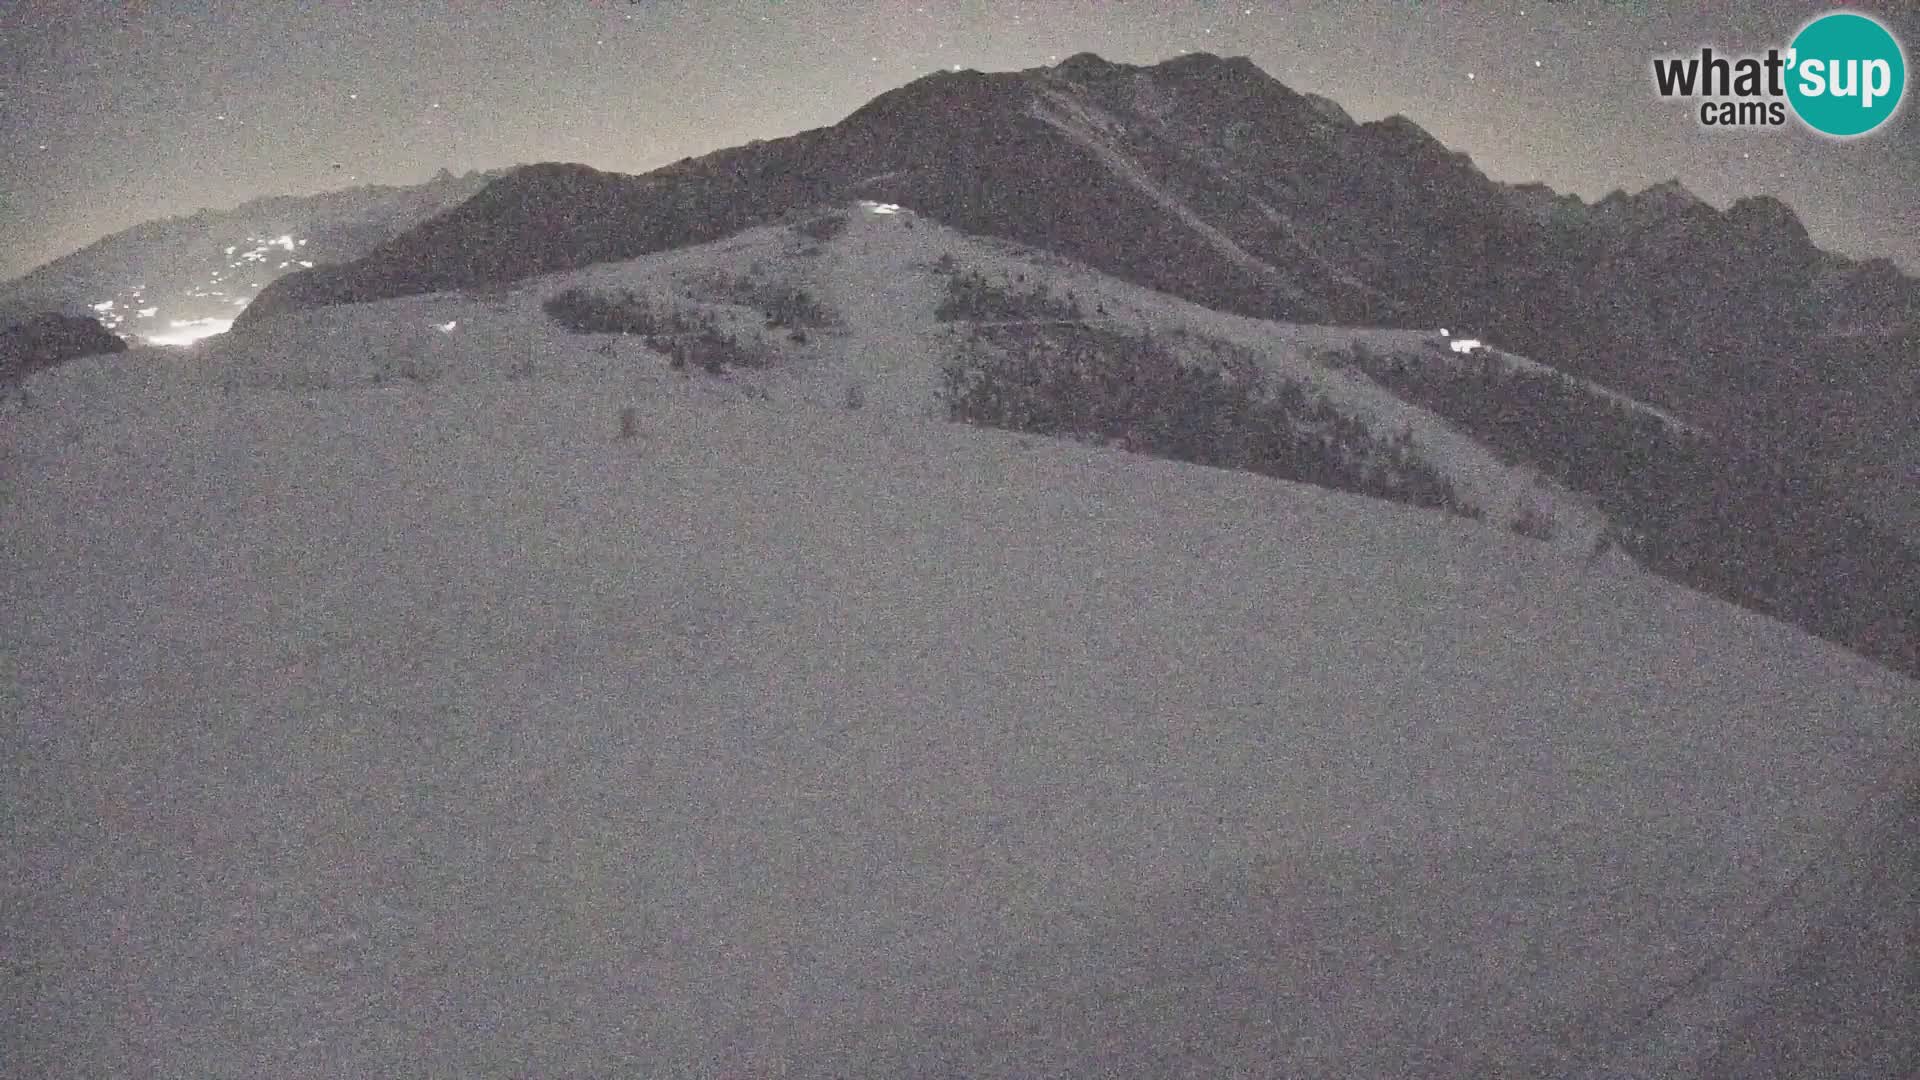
[1786,11,1907,137]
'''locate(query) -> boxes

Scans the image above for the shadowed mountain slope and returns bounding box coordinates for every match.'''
[234,55,1917,538]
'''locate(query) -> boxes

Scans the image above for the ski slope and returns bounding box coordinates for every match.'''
[4,209,1916,1078]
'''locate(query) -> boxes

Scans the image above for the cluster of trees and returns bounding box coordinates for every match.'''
[791,212,849,243]
[747,284,832,330]
[689,271,835,333]
[542,286,758,373]
[934,269,1085,322]
[543,286,676,336]
[940,324,1477,518]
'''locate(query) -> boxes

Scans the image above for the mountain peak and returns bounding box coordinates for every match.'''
[1155,51,1259,73]
[1055,52,1124,79]
[1506,181,1591,226]
[1631,179,1707,212]
[1361,115,1483,175]
[1367,113,1444,147]
[1053,50,1269,84]
[1592,179,1712,225]
[1725,193,1811,246]
[1149,52,1282,93]
[1301,92,1356,127]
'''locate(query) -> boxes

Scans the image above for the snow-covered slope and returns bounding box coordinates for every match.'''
[6,205,1916,1078]
[207,203,1627,558]
[194,203,1920,673]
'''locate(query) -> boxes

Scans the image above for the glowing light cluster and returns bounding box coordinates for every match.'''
[78,234,307,343]
[227,235,306,274]
[87,299,128,330]
[143,317,233,347]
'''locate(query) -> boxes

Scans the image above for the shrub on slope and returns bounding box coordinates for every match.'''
[690,272,836,330]
[935,269,1086,322]
[543,286,761,373]
[791,212,850,243]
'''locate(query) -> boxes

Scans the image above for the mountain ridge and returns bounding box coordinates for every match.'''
[16,51,1916,534]
[173,198,1920,679]
[233,54,1916,528]
[239,52,1915,340]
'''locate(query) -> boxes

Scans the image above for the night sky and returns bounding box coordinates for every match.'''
[3,0,1916,281]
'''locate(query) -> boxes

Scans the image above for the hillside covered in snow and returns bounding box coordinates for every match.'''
[236,52,1920,541]
[6,200,1917,1077]
[198,202,1920,679]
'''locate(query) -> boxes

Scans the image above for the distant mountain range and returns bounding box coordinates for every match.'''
[0,168,506,342]
[238,54,1920,342]
[9,52,1914,537]
[230,52,1916,534]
